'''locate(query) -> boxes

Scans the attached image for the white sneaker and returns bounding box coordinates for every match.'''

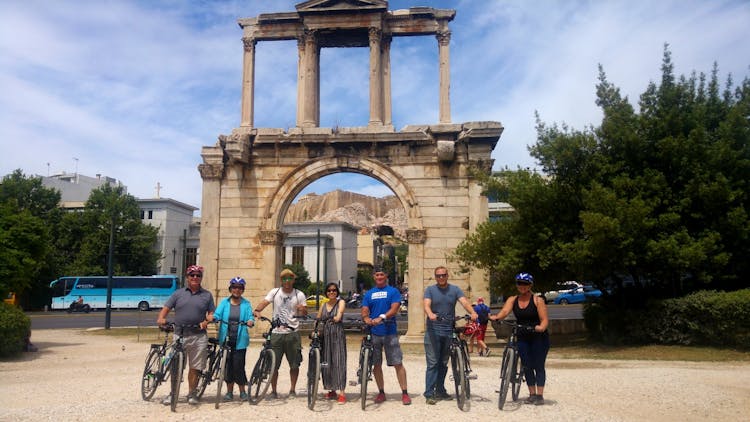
[188,394,200,405]
[161,395,171,405]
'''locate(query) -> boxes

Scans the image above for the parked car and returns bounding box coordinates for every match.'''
[553,286,602,305]
[306,295,329,308]
[544,281,583,303]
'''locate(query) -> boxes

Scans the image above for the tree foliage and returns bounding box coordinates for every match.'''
[454,46,750,304]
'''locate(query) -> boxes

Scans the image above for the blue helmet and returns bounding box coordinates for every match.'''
[515,272,534,284]
[229,277,246,289]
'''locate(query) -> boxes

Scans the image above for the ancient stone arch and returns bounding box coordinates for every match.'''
[199,0,502,338]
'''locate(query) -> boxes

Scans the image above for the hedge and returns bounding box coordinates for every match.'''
[0,302,31,357]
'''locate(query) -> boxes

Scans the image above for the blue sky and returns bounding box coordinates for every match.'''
[2,0,748,213]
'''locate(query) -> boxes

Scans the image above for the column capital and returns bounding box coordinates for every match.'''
[242,37,256,52]
[198,164,224,180]
[436,30,451,46]
[260,230,285,245]
[368,27,382,42]
[406,229,427,244]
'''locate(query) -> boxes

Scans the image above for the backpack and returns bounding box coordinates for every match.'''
[476,304,490,324]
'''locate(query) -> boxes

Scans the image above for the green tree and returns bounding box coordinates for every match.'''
[453,46,750,304]
[62,184,160,276]
[0,170,61,307]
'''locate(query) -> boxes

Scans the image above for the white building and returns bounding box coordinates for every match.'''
[138,198,199,281]
[281,222,358,293]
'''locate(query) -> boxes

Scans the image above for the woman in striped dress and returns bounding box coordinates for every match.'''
[318,282,347,404]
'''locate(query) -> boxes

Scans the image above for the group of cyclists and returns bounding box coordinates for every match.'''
[153,264,549,408]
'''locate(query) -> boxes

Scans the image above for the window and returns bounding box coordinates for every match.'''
[148,210,153,219]
[140,210,144,219]
[186,248,197,268]
[292,246,304,266]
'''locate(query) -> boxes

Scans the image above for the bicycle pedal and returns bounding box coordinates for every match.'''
[468,373,478,380]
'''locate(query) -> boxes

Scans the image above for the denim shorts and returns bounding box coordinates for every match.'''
[371,334,403,366]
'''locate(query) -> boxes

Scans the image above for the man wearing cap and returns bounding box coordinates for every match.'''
[361,268,412,405]
[157,265,215,405]
[253,268,307,399]
[423,266,478,404]
[473,297,492,356]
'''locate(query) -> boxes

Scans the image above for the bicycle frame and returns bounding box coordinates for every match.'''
[306,318,324,410]
[498,320,529,410]
[141,324,174,401]
[247,316,279,405]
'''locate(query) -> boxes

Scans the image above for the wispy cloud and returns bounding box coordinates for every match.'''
[1,0,748,211]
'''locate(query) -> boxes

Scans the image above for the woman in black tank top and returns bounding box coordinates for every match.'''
[489,272,550,405]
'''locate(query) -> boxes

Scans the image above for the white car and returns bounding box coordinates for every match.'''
[544,281,582,303]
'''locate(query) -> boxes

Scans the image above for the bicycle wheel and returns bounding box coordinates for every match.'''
[195,344,218,399]
[248,349,276,404]
[359,347,371,410]
[214,348,228,409]
[511,352,523,401]
[141,347,161,400]
[461,342,472,399]
[307,347,321,410]
[498,347,514,410]
[170,351,184,412]
[451,348,469,411]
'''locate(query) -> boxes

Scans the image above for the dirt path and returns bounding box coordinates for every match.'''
[1,329,748,421]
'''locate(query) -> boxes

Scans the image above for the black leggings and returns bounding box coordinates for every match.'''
[517,333,550,387]
[224,348,247,385]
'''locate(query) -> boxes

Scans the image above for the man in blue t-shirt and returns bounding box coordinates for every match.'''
[423,265,478,404]
[361,269,411,405]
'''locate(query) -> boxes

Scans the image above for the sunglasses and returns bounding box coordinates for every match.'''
[281,277,294,281]
[188,273,202,278]
[516,282,531,286]
[230,285,244,289]
[326,289,338,293]
[435,274,448,278]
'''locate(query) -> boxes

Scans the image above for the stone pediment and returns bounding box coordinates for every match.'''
[296,0,387,13]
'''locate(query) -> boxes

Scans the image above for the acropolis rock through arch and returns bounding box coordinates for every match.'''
[198,0,503,339]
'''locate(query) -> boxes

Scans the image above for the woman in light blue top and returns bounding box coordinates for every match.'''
[214,277,255,401]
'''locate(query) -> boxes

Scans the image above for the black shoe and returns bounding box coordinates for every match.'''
[524,394,538,404]
[535,395,544,405]
[435,391,453,401]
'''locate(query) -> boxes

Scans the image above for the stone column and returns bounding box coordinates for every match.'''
[437,30,451,124]
[368,27,383,126]
[296,36,304,127]
[302,30,319,127]
[240,37,256,128]
[403,228,426,341]
[381,35,392,126]
[198,162,224,301]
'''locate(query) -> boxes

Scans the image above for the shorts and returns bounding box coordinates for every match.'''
[371,334,403,366]
[182,333,208,372]
[271,332,302,370]
[475,323,488,341]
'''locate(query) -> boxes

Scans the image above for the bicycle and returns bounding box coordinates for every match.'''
[497,320,533,410]
[437,314,474,411]
[140,322,195,412]
[141,323,178,402]
[246,316,279,405]
[346,318,380,410]
[194,319,247,409]
[305,317,326,410]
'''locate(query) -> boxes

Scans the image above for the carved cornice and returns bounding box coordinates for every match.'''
[224,130,252,164]
[406,229,426,244]
[198,164,224,180]
[436,30,451,46]
[260,230,285,245]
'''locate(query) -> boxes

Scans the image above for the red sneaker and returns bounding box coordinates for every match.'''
[401,393,412,405]
[374,392,386,403]
[326,391,337,400]
[337,394,347,404]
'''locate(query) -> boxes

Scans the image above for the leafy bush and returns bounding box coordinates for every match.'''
[584,289,750,349]
[0,303,31,357]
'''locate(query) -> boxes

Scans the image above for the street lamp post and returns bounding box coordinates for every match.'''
[104,217,115,329]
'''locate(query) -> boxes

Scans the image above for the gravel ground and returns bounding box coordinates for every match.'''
[1,329,748,421]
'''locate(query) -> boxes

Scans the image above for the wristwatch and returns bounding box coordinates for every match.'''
[379,313,387,319]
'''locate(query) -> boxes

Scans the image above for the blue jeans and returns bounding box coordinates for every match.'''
[424,330,451,397]
[517,333,550,387]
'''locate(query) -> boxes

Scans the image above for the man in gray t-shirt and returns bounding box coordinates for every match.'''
[157,265,215,405]
[422,266,477,403]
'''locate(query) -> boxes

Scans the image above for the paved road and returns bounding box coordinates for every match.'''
[27,304,583,330]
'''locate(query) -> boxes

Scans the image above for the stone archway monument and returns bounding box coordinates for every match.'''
[199,0,502,340]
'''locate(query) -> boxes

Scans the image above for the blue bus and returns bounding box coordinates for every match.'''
[49,275,179,311]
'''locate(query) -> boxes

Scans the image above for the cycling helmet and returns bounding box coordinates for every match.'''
[187,265,204,275]
[229,276,246,289]
[515,272,534,284]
